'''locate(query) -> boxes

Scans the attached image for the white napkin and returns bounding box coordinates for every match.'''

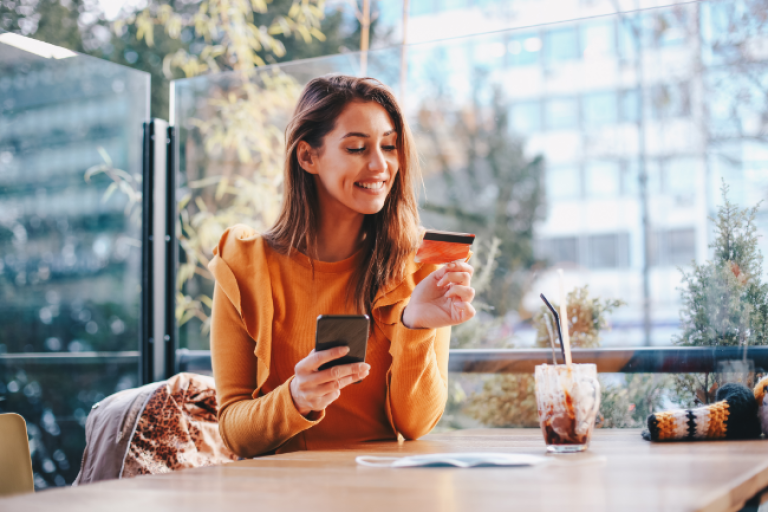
[355,452,548,468]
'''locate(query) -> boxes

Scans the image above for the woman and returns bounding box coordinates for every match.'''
[209,75,476,458]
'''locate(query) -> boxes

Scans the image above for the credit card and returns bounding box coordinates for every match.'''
[415,230,475,265]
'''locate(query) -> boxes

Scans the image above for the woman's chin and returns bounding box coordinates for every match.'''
[353,199,387,216]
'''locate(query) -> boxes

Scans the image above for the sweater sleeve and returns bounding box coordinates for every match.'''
[386,320,450,440]
[372,261,450,440]
[210,226,322,458]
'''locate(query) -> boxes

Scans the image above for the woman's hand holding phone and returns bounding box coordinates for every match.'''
[290,346,371,417]
[402,259,476,329]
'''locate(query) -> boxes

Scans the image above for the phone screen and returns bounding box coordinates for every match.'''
[315,315,369,371]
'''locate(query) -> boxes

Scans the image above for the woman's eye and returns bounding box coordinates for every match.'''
[346,147,365,154]
[382,145,396,152]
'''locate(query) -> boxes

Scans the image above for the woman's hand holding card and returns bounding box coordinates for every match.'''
[402,260,476,329]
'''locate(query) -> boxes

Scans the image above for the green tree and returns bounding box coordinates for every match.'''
[676,181,768,348]
[674,181,768,403]
[2,0,393,119]
[1,0,91,50]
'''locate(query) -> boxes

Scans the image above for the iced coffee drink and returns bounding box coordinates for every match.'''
[534,363,600,453]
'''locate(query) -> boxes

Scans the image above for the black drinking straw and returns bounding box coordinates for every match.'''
[540,293,566,364]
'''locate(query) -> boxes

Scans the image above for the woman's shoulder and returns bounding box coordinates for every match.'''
[209,224,270,286]
[213,224,262,258]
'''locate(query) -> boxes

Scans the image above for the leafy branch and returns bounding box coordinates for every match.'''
[115,0,327,78]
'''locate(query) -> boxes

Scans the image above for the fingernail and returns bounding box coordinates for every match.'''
[338,346,350,355]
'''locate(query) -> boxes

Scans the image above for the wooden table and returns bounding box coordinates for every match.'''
[4,429,768,512]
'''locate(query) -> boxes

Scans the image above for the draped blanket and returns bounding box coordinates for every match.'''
[75,373,238,485]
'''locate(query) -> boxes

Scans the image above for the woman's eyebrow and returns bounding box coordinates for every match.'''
[341,129,395,139]
[342,132,369,139]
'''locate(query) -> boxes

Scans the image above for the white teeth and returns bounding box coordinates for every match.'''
[356,181,384,190]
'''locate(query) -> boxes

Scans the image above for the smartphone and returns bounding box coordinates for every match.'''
[315,314,370,371]
[415,230,475,265]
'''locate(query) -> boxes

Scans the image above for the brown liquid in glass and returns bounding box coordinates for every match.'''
[539,389,588,445]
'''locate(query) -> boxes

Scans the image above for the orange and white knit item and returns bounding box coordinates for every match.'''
[645,382,761,442]
[650,404,727,441]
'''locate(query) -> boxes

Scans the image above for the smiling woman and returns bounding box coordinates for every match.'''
[208,75,477,457]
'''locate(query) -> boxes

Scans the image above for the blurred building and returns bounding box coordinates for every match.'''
[403,0,768,346]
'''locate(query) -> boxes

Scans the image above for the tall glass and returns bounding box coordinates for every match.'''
[535,364,600,453]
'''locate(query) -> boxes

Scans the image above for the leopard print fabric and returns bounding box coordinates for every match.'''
[122,373,239,477]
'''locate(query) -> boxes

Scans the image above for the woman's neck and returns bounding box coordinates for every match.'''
[314,205,365,263]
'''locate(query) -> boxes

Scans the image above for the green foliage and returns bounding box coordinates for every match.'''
[3,1,390,119]
[599,374,671,428]
[176,71,302,334]
[116,0,326,76]
[461,373,673,429]
[1,0,93,51]
[675,180,768,348]
[463,373,539,428]
[533,285,625,349]
[672,181,768,403]
[460,286,628,428]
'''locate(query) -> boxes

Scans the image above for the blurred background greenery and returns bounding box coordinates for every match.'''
[1,0,397,119]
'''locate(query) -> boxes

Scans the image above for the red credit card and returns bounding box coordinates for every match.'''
[415,230,475,265]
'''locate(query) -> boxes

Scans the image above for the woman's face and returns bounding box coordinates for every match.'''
[298,100,399,217]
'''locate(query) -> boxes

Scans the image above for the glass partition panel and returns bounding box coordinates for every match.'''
[0,33,149,486]
[173,1,768,429]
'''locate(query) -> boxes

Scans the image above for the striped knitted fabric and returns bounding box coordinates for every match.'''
[643,383,761,442]
[756,376,768,437]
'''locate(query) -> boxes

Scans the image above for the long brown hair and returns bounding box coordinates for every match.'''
[263,75,422,313]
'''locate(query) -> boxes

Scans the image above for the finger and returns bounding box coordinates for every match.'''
[338,368,371,389]
[303,346,350,373]
[450,300,476,323]
[311,379,343,396]
[445,260,474,276]
[437,271,471,288]
[312,389,342,411]
[445,284,475,303]
[454,301,476,322]
[306,362,370,385]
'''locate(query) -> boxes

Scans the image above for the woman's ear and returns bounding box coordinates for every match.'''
[297,141,319,175]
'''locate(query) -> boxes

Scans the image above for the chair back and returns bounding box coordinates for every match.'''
[0,413,34,497]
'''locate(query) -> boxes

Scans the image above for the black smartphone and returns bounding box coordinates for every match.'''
[315,314,370,371]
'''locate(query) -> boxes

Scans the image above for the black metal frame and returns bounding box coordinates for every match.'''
[165,125,177,380]
[140,121,153,384]
[140,119,177,385]
[175,346,768,375]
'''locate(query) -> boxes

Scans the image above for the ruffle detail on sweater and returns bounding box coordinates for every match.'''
[208,224,274,390]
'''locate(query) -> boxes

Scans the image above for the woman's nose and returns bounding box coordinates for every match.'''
[368,147,387,171]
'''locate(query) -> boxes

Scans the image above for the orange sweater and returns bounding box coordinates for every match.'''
[208,225,450,457]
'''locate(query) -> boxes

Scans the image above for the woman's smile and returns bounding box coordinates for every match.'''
[354,180,387,193]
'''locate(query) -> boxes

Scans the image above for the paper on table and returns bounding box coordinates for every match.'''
[355,452,549,468]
